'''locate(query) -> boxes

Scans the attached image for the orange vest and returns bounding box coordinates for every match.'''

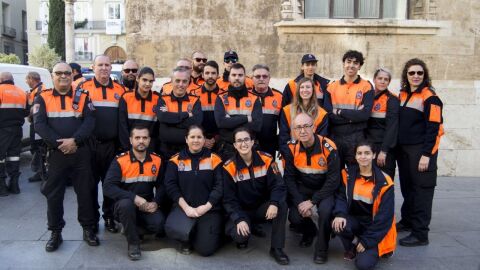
[122,91,159,122]
[327,77,373,110]
[190,86,219,112]
[81,78,125,109]
[216,77,254,91]
[371,90,395,119]
[282,104,327,140]
[288,135,336,175]
[341,170,397,256]
[72,77,86,90]
[39,88,88,118]
[223,151,272,182]
[161,81,200,95]
[219,91,258,117]
[170,152,222,172]
[0,83,27,110]
[161,93,199,113]
[117,151,162,184]
[28,83,45,106]
[255,88,282,116]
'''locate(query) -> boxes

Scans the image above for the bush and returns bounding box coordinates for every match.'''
[0,53,21,64]
[28,45,61,71]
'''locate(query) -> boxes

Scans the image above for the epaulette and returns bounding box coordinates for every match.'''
[258,151,272,158]
[287,139,298,145]
[43,88,53,92]
[223,158,234,166]
[150,152,162,157]
[116,151,129,158]
[271,88,282,95]
[169,152,179,160]
[322,139,334,151]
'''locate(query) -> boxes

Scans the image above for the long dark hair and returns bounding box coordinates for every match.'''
[401,58,432,90]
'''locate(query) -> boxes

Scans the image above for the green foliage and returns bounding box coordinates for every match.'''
[47,0,65,60]
[28,45,62,71]
[0,53,21,64]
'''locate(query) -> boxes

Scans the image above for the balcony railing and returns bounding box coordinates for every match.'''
[35,20,125,33]
[2,25,16,38]
[75,51,93,61]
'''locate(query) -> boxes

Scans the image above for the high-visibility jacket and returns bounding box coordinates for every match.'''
[165,148,223,209]
[160,80,200,95]
[283,135,340,206]
[156,93,202,145]
[33,87,95,148]
[0,81,28,128]
[323,76,374,135]
[191,75,205,86]
[80,77,125,141]
[278,104,328,157]
[118,90,160,150]
[72,76,86,90]
[282,73,330,107]
[103,150,163,204]
[28,82,45,106]
[223,150,286,224]
[366,90,399,153]
[398,84,444,156]
[333,165,397,256]
[252,87,283,149]
[190,84,220,138]
[216,69,254,91]
[214,86,262,144]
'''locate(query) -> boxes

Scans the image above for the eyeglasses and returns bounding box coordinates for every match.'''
[224,58,238,64]
[293,124,313,132]
[253,74,269,79]
[123,68,138,73]
[54,71,72,76]
[195,58,207,63]
[407,71,424,76]
[234,137,252,145]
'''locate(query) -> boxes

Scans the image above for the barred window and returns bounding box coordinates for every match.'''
[305,0,406,19]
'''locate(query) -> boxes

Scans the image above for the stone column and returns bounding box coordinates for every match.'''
[64,0,76,63]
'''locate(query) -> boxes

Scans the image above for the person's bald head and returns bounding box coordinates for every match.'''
[0,72,13,83]
[93,54,112,84]
[52,62,73,92]
[293,113,315,144]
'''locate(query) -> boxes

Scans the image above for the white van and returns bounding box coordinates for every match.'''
[0,64,53,148]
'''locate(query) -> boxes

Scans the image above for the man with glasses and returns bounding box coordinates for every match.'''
[33,62,98,251]
[191,51,207,85]
[160,58,201,95]
[217,50,254,90]
[251,64,283,157]
[283,113,340,264]
[121,60,139,92]
[80,54,126,234]
[214,63,262,160]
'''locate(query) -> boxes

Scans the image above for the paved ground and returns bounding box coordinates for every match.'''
[0,153,479,270]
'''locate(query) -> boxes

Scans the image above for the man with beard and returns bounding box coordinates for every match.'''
[214,63,262,160]
[121,60,139,92]
[191,51,207,85]
[103,125,164,260]
[190,61,221,151]
[216,50,254,90]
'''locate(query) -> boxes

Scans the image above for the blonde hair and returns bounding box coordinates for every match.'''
[290,78,318,128]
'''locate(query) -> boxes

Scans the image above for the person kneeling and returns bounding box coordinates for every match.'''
[103,126,165,261]
[222,127,289,265]
[332,141,396,270]
[164,125,224,256]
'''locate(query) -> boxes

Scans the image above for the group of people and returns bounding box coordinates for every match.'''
[0,48,444,269]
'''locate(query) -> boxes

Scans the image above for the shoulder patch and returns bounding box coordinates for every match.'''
[223,158,234,166]
[258,151,272,158]
[287,139,297,145]
[116,151,129,158]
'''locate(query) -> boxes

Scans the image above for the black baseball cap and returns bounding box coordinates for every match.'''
[69,63,82,73]
[224,50,238,60]
[301,54,318,64]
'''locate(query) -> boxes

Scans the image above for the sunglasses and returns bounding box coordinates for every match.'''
[253,74,269,79]
[195,58,207,63]
[224,58,238,64]
[54,71,72,76]
[123,68,138,73]
[407,71,424,76]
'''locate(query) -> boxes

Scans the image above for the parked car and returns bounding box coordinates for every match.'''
[0,64,53,149]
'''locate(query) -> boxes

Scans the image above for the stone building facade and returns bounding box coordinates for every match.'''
[126,0,478,177]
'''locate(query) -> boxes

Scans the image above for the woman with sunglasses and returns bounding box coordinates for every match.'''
[396,58,444,247]
[118,67,160,152]
[366,68,399,178]
[279,77,328,159]
[223,127,289,265]
[332,141,396,270]
[164,125,224,256]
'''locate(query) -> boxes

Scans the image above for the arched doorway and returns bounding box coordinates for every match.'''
[104,46,127,63]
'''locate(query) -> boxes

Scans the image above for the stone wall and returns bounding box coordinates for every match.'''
[126,0,480,177]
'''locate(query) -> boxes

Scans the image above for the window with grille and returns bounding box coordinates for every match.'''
[305,0,405,19]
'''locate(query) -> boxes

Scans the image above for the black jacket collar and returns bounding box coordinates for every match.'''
[298,135,322,155]
[135,89,152,101]
[128,149,153,163]
[170,92,190,102]
[93,77,114,89]
[0,80,14,85]
[53,87,73,97]
[252,87,273,97]
[340,75,362,85]
[178,147,211,160]
[234,151,265,170]
[201,84,219,94]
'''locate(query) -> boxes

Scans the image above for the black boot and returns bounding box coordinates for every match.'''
[8,175,20,194]
[104,218,119,233]
[83,229,100,246]
[270,248,290,265]
[28,172,42,183]
[0,178,8,197]
[128,243,141,260]
[45,231,63,252]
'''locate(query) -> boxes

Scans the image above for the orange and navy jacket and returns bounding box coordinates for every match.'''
[324,76,374,134]
[366,90,399,153]
[71,76,86,90]
[103,150,164,204]
[80,77,125,141]
[252,87,283,148]
[156,92,203,145]
[191,75,205,86]
[398,83,444,156]
[28,82,45,106]
[165,148,223,209]
[160,80,200,95]
[278,104,328,158]
[0,81,28,128]
[190,84,220,138]
[223,151,286,224]
[217,69,254,90]
[282,73,330,107]
[283,135,340,206]
[33,87,95,149]
[118,90,160,150]
[333,165,396,256]
[214,86,262,144]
